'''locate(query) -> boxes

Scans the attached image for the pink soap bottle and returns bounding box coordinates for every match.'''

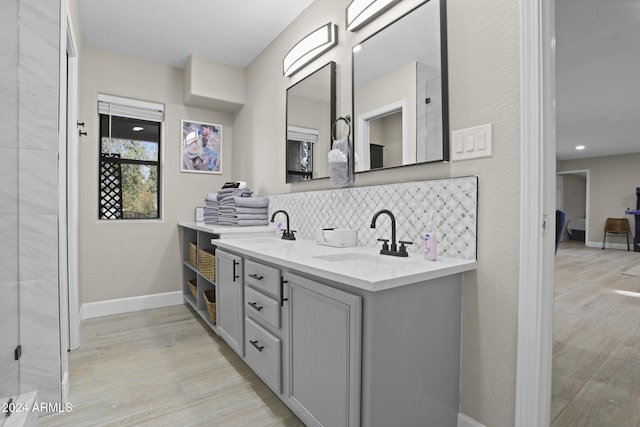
[424,215,438,261]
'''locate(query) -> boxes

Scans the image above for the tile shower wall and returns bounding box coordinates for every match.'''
[268,176,478,260]
[0,0,62,407]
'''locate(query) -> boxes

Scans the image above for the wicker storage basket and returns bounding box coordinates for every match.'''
[203,289,216,324]
[187,279,197,299]
[188,242,197,267]
[198,248,216,282]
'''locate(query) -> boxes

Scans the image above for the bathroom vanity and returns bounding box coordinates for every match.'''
[179,221,476,427]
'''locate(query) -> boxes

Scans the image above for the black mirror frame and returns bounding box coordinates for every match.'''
[351,0,449,175]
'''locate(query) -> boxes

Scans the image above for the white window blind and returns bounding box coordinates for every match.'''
[287,125,319,144]
[97,94,164,122]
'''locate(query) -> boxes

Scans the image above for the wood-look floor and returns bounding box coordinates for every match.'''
[39,304,303,427]
[552,240,640,426]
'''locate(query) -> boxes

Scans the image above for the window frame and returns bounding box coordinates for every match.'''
[97,94,164,221]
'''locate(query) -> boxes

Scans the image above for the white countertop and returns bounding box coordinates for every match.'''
[210,234,476,292]
[179,221,274,236]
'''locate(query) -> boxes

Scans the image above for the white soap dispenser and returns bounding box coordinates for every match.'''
[424,214,438,261]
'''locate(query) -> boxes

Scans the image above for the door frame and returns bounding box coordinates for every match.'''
[355,100,407,171]
[556,169,590,244]
[515,0,556,425]
[58,0,80,383]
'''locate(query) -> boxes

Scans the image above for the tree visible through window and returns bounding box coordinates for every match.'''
[99,115,161,219]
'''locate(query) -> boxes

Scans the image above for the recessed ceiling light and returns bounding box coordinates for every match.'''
[575,145,585,150]
[133,126,144,132]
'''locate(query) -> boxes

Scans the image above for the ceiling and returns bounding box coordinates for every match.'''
[556,0,640,160]
[79,0,638,161]
[78,0,314,69]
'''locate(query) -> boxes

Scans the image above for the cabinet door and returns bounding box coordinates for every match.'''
[286,273,362,427]
[216,250,244,356]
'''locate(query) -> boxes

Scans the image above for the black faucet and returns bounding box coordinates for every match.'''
[271,210,296,240]
[370,209,412,257]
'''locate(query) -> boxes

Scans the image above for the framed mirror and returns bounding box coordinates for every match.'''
[285,62,336,182]
[352,0,448,172]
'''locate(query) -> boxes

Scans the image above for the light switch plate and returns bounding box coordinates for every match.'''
[450,123,492,161]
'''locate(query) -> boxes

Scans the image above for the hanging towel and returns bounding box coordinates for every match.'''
[329,137,353,187]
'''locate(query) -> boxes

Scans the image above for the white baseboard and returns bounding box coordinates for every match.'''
[586,240,636,251]
[458,413,486,427]
[81,291,183,320]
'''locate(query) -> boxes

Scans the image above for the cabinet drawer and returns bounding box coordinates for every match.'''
[245,259,281,299]
[245,317,282,394]
[245,286,280,329]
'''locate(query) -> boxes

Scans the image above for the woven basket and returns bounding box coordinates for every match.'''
[187,279,197,299]
[203,289,216,324]
[188,242,197,267]
[198,248,216,282]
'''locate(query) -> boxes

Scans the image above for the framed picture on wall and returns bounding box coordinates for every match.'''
[181,120,222,174]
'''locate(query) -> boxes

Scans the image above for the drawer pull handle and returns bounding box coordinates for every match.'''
[280,278,289,307]
[248,301,263,311]
[250,340,264,352]
[248,273,264,280]
[232,260,239,281]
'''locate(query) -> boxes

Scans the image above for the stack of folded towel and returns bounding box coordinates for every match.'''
[203,193,219,225]
[217,188,269,226]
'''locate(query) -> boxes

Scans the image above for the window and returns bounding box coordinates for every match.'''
[98,95,164,220]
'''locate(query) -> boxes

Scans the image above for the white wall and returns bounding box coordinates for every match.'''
[287,94,331,178]
[233,0,521,426]
[77,46,235,304]
[355,61,417,165]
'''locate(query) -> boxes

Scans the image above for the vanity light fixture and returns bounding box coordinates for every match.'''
[132,126,144,132]
[352,44,362,53]
[346,0,400,32]
[283,23,337,77]
[575,145,585,150]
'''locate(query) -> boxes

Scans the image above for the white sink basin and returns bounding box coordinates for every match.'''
[313,252,408,265]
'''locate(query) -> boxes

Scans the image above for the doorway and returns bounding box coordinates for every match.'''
[355,100,407,171]
[556,170,589,244]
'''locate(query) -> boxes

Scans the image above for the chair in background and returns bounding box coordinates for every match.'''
[602,217,631,251]
[556,209,567,254]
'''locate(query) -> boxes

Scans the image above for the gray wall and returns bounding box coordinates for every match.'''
[0,0,62,405]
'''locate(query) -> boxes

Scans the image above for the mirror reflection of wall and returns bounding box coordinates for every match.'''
[285,62,336,182]
[286,126,316,182]
[353,0,447,173]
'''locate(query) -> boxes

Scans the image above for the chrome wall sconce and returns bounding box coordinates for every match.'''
[346,0,400,31]
[283,23,338,77]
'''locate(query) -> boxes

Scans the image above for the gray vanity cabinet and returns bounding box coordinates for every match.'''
[286,272,362,427]
[243,259,286,395]
[216,250,244,357]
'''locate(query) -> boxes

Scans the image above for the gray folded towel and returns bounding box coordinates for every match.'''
[219,205,268,214]
[229,196,269,208]
[218,213,268,221]
[206,193,218,202]
[216,188,252,200]
[217,218,269,226]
